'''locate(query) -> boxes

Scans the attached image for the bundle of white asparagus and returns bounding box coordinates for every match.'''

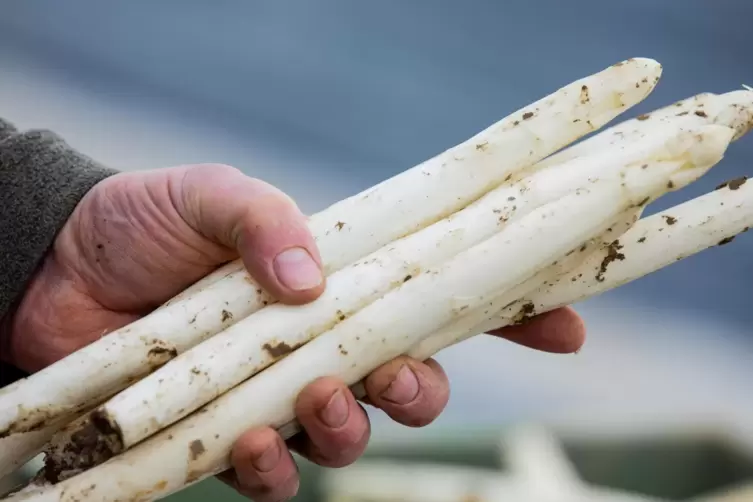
[2,57,753,502]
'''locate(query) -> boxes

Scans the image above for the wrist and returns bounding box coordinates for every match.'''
[0,251,72,373]
[0,261,46,371]
[0,295,20,367]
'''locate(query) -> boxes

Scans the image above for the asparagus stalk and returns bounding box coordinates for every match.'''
[48,87,753,469]
[0,58,661,441]
[412,173,753,363]
[46,120,710,473]
[288,137,753,443]
[539,89,753,170]
[0,431,53,484]
[164,59,669,307]
[12,131,717,502]
[15,86,746,486]
[278,206,644,442]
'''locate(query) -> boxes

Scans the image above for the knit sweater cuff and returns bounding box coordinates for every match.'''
[0,118,119,383]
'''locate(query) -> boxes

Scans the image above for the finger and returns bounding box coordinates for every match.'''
[174,163,324,304]
[289,377,371,467]
[489,306,586,354]
[363,356,450,427]
[223,427,300,502]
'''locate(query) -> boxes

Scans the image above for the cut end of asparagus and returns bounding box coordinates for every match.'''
[43,409,124,484]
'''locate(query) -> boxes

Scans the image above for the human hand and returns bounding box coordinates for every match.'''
[1,163,585,501]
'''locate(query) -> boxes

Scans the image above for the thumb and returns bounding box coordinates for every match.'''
[173,163,325,305]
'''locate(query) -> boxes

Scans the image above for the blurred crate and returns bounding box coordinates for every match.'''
[150,423,753,501]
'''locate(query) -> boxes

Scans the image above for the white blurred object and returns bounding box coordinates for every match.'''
[695,483,753,502]
[322,426,667,502]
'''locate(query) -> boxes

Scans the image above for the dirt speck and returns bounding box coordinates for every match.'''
[663,215,677,226]
[512,302,536,325]
[189,440,205,460]
[335,221,346,231]
[522,111,534,120]
[694,110,708,118]
[148,345,178,361]
[579,84,590,104]
[596,240,625,282]
[636,114,650,121]
[716,176,748,191]
[633,196,651,208]
[186,468,204,484]
[403,274,413,282]
[262,341,297,359]
[718,236,735,246]
[475,141,489,151]
[221,310,233,322]
[638,237,646,243]
[676,111,689,116]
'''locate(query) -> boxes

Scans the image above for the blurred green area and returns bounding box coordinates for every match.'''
[165,427,753,502]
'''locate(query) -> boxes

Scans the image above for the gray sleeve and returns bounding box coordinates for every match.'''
[0,118,119,382]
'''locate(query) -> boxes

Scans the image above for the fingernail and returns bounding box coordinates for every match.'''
[319,389,349,428]
[381,365,420,405]
[252,442,281,472]
[273,247,322,291]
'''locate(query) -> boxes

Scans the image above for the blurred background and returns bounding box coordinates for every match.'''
[2,1,753,500]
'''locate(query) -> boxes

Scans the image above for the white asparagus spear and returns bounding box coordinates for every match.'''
[165,59,665,304]
[13,84,740,481]
[538,89,753,170]
[163,60,666,307]
[409,173,753,364]
[0,58,661,441]
[150,89,753,451]
[14,139,714,502]
[286,136,753,442]
[166,59,668,301]
[277,208,645,442]
[47,121,711,468]
[9,88,752,486]
[0,431,51,484]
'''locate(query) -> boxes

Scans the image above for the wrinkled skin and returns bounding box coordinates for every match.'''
[1,164,586,502]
